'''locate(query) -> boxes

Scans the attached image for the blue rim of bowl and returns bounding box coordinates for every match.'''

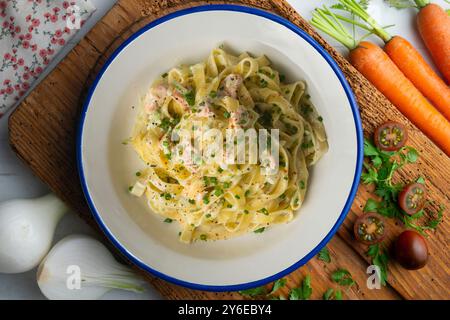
[77,4,364,292]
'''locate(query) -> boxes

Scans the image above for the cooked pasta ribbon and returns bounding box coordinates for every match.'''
[129,48,328,243]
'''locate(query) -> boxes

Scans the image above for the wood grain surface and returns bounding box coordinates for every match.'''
[8,0,449,300]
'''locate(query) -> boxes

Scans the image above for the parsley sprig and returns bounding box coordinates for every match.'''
[362,138,444,235]
[366,244,389,286]
[289,275,312,300]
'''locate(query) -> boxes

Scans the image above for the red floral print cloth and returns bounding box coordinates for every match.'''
[0,0,95,117]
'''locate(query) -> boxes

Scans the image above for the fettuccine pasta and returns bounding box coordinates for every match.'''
[128,47,328,243]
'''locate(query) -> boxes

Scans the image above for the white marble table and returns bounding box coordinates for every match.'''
[0,0,446,299]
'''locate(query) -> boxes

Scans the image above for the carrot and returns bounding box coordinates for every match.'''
[350,41,450,156]
[384,36,450,121]
[311,6,450,156]
[335,0,450,121]
[416,2,450,84]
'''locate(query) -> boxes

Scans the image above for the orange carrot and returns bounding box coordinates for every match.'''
[335,0,450,121]
[384,36,450,121]
[350,41,450,156]
[416,3,450,84]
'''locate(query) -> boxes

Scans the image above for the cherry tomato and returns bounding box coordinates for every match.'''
[353,212,386,245]
[374,122,408,151]
[395,230,428,270]
[399,183,426,215]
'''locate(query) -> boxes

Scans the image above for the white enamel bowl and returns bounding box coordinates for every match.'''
[78,5,363,291]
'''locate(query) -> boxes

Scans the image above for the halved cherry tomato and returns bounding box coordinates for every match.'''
[374,122,408,151]
[353,212,386,245]
[399,183,426,215]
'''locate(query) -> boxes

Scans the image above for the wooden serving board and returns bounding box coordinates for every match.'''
[8,0,449,300]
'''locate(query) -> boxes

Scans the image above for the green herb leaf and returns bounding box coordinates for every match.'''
[183,90,195,106]
[367,244,388,286]
[239,286,267,297]
[363,198,379,212]
[416,176,425,184]
[318,247,331,263]
[364,138,380,157]
[163,218,173,223]
[331,269,355,287]
[323,288,334,300]
[323,288,343,300]
[405,147,419,163]
[270,278,287,294]
[289,275,312,300]
[254,227,265,234]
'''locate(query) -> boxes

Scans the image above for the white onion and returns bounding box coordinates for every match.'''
[37,234,146,300]
[0,193,67,273]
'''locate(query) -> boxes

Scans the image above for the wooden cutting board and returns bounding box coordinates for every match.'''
[8,0,449,300]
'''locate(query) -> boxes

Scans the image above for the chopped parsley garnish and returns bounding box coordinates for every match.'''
[244,209,249,214]
[160,192,172,200]
[135,171,141,177]
[161,72,168,78]
[159,117,179,133]
[205,213,211,218]
[258,208,269,215]
[301,140,313,149]
[317,246,331,263]
[209,91,217,98]
[245,190,251,197]
[318,116,323,122]
[223,182,231,189]
[183,90,195,106]
[254,227,265,233]
[331,269,355,287]
[163,218,173,223]
[299,180,306,189]
[214,187,224,197]
[235,195,241,200]
[279,74,286,82]
[188,199,195,205]
[223,111,231,119]
[203,195,210,205]
[258,111,272,128]
[159,117,172,132]
[199,234,207,241]
[260,79,268,88]
[301,104,313,114]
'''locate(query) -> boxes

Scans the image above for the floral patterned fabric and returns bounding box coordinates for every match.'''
[0,0,96,117]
